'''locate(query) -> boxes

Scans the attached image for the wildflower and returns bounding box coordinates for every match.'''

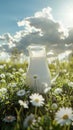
[44,87,51,93]
[3,64,6,67]
[16,89,25,96]
[68,82,73,88]
[6,73,14,78]
[55,107,73,126]
[54,88,62,95]
[18,100,28,108]
[51,103,58,109]
[23,114,35,128]
[20,78,25,84]
[22,73,26,77]
[0,73,5,78]
[42,82,48,88]
[0,65,4,69]
[62,69,67,73]
[12,68,16,71]
[0,88,7,93]
[0,79,6,83]
[3,115,16,123]
[19,68,24,73]
[51,74,59,84]
[9,83,17,88]
[41,82,51,93]
[29,93,44,107]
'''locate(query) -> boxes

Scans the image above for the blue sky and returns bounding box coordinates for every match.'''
[0,0,73,35]
[0,0,73,60]
[0,0,51,35]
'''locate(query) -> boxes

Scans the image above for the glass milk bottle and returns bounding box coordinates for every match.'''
[26,45,51,93]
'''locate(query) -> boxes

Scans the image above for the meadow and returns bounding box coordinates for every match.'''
[0,55,73,130]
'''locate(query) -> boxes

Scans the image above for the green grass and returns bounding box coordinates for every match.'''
[0,56,73,130]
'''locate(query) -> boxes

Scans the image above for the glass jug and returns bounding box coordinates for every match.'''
[26,45,51,93]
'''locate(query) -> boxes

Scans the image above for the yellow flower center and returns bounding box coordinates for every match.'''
[35,98,39,103]
[62,114,69,120]
[7,116,12,121]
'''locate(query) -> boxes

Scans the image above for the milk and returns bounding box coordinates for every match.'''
[26,45,51,93]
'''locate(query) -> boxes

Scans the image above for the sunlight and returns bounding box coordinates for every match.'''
[61,6,73,27]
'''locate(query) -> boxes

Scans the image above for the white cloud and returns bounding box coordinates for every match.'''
[58,50,72,61]
[17,19,30,27]
[17,18,43,38]
[34,7,53,20]
[17,7,53,27]
[47,50,54,56]
[0,33,16,48]
[0,35,5,40]
[15,7,69,54]
[57,22,68,39]
[65,28,73,43]
[65,43,72,47]
[0,51,10,62]
[0,6,73,59]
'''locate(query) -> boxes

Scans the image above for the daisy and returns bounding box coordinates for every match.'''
[20,78,25,84]
[0,65,4,69]
[0,73,5,78]
[22,73,26,77]
[68,82,73,88]
[55,107,73,126]
[44,87,51,93]
[54,88,62,95]
[8,83,17,88]
[51,103,58,109]
[12,68,16,71]
[16,89,25,96]
[0,79,6,83]
[6,73,13,78]
[0,88,7,93]
[29,93,44,107]
[19,68,24,73]
[3,115,16,123]
[23,113,35,128]
[18,100,28,108]
[42,82,51,93]
[11,83,17,87]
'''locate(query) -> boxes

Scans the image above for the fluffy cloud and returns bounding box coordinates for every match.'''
[0,51,10,62]
[15,7,69,54]
[0,33,16,49]
[34,7,53,19]
[0,7,73,56]
[65,27,73,43]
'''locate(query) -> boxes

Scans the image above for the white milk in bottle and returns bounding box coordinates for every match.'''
[26,45,51,93]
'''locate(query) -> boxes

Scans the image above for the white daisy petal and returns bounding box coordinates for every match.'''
[55,107,73,126]
[17,89,25,96]
[29,93,45,107]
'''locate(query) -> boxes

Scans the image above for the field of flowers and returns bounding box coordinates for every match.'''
[0,56,73,130]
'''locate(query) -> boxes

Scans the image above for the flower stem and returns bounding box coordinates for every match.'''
[67,125,70,130]
[35,107,37,117]
[63,125,67,130]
